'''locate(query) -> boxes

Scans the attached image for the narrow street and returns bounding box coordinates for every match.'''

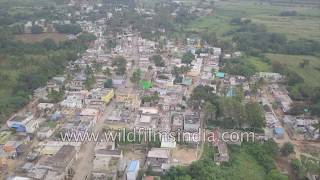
[72,102,115,180]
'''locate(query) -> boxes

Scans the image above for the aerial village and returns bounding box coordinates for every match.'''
[0,0,319,180]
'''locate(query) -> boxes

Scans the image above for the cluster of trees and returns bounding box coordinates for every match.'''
[106,38,116,51]
[84,65,95,90]
[229,20,320,56]
[112,56,127,75]
[172,65,191,84]
[149,54,165,67]
[130,68,142,84]
[10,24,25,34]
[181,51,195,65]
[54,24,82,35]
[104,79,113,88]
[189,85,265,130]
[222,58,256,78]
[174,6,197,25]
[214,98,265,129]
[31,25,44,34]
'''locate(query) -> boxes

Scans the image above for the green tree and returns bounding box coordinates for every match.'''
[130,68,142,84]
[203,101,217,126]
[218,97,247,128]
[149,54,165,67]
[47,90,64,103]
[112,56,127,75]
[291,159,306,179]
[78,32,96,42]
[103,67,112,76]
[280,142,294,156]
[106,39,116,50]
[311,102,320,117]
[54,24,82,35]
[181,51,195,65]
[42,38,57,50]
[104,79,113,88]
[84,75,95,90]
[31,25,43,34]
[245,102,265,128]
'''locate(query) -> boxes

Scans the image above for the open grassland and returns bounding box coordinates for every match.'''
[251,15,320,41]
[266,53,320,87]
[246,56,271,72]
[15,33,68,43]
[185,15,233,38]
[186,0,320,41]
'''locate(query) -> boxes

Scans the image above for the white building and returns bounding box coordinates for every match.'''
[60,95,84,108]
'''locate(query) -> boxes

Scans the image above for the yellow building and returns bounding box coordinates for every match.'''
[101,89,115,104]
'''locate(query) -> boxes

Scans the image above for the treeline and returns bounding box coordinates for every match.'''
[279,10,298,16]
[54,24,82,35]
[0,29,96,122]
[229,19,320,56]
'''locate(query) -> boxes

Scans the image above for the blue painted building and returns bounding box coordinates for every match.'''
[126,160,140,180]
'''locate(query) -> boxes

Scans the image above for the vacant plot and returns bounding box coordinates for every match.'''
[266,53,320,87]
[172,145,198,165]
[15,33,67,43]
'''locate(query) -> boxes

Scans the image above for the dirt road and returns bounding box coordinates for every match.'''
[72,102,115,180]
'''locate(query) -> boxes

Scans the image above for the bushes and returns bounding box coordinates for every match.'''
[54,24,82,35]
[149,54,165,67]
[31,25,43,34]
[280,142,295,156]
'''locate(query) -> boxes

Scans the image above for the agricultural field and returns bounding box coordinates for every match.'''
[185,15,233,38]
[15,33,68,43]
[185,0,320,41]
[245,56,271,72]
[266,53,320,87]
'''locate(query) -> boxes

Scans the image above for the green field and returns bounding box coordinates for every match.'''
[246,56,271,72]
[266,53,320,87]
[185,0,320,41]
[185,15,233,38]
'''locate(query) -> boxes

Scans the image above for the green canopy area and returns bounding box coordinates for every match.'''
[139,80,152,90]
